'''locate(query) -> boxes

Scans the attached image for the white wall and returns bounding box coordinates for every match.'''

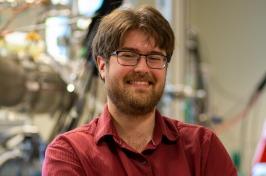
[189,0,266,173]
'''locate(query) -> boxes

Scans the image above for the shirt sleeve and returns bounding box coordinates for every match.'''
[42,136,87,176]
[203,132,238,176]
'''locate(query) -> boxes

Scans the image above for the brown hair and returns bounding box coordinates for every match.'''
[92,6,175,63]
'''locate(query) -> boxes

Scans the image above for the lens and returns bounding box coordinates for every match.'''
[117,51,138,66]
[147,55,166,69]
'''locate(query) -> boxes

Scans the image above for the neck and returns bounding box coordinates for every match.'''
[108,100,156,152]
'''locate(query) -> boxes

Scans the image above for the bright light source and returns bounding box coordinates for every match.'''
[78,0,104,17]
[45,16,71,64]
[5,32,26,46]
[252,163,266,176]
[25,0,35,3]
[77,18,92,30]
[51,0,70,5]
[67,83,75,92]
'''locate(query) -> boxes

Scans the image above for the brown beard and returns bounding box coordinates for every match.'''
[106,71,165,116]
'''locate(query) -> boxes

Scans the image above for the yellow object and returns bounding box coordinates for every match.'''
[26,31,42,42]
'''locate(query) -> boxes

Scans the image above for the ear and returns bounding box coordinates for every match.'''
[96,56,106,81]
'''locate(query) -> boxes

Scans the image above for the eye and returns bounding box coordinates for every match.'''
[119,51,138,59]
[147,55,164,61]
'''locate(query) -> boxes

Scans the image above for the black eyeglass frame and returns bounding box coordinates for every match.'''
[111,50,169,69]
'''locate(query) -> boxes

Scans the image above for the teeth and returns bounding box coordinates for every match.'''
[131,81,149,85]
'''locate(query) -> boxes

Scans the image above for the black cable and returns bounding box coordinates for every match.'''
[61,0,124,131]
[247,71,266,107]
[82,0,123,76]
[187,32,209,124]
[255,72,266,93]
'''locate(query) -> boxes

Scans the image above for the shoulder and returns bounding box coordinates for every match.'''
[43,119,101,175]
[162,117,237,175]
[163,117,235,160]
[48,118,100,151]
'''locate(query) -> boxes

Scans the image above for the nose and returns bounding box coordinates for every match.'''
[134,56,149,72]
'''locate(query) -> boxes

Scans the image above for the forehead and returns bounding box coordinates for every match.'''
[120,29,160,51]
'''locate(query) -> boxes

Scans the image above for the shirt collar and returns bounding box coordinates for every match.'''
[152,110,178,145]
[94,105,118,144]
[94,105,179,145]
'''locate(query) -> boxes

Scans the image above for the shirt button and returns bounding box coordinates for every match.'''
[140,159,148,165]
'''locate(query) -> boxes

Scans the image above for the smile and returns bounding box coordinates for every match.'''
[127,80,153,86]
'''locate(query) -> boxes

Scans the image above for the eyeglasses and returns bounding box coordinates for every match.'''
[111,50,168,69]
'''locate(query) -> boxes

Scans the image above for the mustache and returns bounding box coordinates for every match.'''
[124,72,156,84]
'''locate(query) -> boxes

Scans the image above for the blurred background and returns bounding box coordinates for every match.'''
[0,0,265,175]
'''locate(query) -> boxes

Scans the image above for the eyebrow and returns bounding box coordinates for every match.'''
[118,47,166,56]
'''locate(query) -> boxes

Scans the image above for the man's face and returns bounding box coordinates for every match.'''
[97,29,167,115]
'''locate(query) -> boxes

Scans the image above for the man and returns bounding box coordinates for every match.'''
[42,6,237,176]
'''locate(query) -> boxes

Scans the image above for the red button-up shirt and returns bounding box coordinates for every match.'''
[42,105,237,176]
